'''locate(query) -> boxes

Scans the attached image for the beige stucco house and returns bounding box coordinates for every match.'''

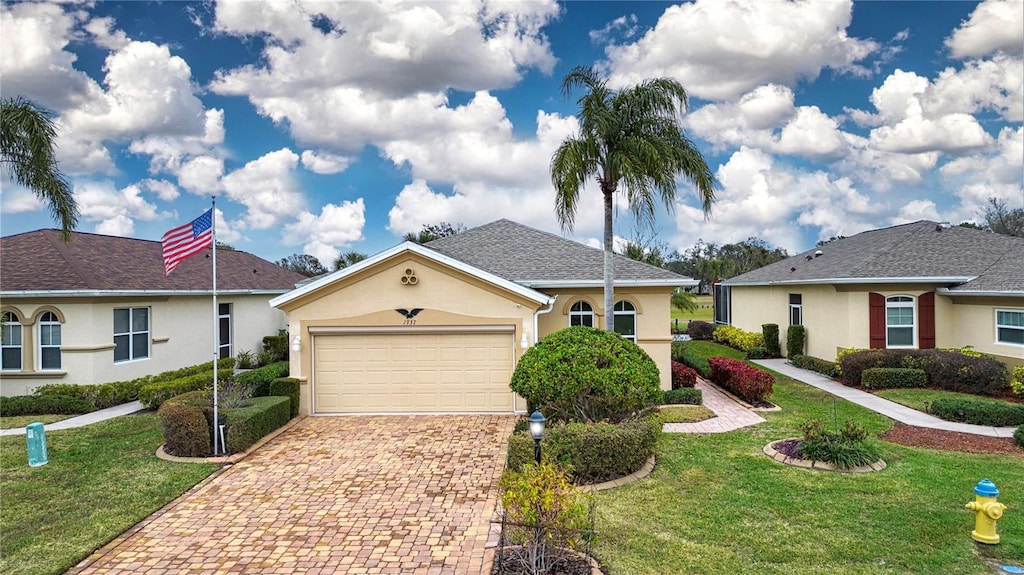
[718,221,1023,368]
[270,219,696,416]
[0,229,304,396]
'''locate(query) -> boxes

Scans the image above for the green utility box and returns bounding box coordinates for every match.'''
[26,422,48,467]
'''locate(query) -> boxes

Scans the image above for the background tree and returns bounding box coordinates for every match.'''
[1,97,78,240]
[333,251,368,271]
[402,221,466,244]
[619,232,671,268]
[673,237,788,293]
[276,253,326,277]
[980,197,1024,237]
[551,65,715,331]
[671,289,698,314]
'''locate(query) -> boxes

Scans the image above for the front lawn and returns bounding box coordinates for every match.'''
[875,388,1023,413]
[670,294,713,326]
[0,413,218,575]
[659,404,716,423]
[1,414,72,430]
[594,343,1022,574]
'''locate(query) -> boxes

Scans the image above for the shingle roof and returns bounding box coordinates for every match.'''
[1,229,305,293]
[424,219,693,286]
[723,221,1024,294]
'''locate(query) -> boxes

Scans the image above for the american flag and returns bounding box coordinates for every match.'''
[162,208,213,275]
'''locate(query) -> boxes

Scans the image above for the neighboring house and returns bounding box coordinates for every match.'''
[0,229,305,396]
[270,219,696,416]
[718,221,1024,368]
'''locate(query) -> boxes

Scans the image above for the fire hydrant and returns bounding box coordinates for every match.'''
[965,478,1007,544]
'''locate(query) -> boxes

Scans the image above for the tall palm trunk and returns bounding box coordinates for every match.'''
[603,188,615,331]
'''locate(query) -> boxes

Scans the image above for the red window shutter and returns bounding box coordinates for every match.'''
[869,292,885,349]
[919,292,936,349]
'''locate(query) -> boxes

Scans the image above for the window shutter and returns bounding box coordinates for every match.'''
[869,292,885,349]
[919,292,935,349]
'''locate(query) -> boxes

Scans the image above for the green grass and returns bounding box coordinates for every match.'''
[659,405,716,423]
[0,413,218,575]
[875,388,1024,414]
[672,339,745,377]
[592,342,1023,574]
[1,414,72,430]
[670,295,714,328]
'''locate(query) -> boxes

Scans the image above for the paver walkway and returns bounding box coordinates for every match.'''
[0,401,145,436]
[754,359,1018,438]
[70,415,516,575]
[663,380,766,433]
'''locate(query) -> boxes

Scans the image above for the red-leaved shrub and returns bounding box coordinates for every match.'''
[707,356,774,404]
[671,361,699,389]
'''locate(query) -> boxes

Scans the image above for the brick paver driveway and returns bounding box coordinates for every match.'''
[72,415,516,575]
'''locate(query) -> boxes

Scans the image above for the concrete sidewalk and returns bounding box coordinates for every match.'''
[663,380,765,433]
[0,401,145,437]
[753,359,1017,438]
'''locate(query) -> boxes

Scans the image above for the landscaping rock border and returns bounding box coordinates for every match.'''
[763,438,886,473]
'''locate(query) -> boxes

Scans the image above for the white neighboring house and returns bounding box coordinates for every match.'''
[0,229,305,396]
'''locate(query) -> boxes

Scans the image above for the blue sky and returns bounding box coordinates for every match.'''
[2,0,1021,266]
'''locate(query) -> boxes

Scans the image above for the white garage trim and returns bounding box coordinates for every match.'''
[309,325,515,335]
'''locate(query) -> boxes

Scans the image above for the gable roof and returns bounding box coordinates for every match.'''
[723,221,1024,295]
[425,219,695,288]
[269,241,553,309]
[1,229,305,295]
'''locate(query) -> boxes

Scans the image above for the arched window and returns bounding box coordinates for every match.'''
[613,301,637,342]
[1,311,23,371]
[38,311,62,370]
[886,296,915,348]
[569,301,595,327]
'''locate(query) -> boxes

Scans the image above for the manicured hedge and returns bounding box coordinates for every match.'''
[270,377,301,419]
[790,355,840,378]
[671,361,698,389]
[262,335,288,363]
[745,347,766,360]
[663,388,702,405]
[506,415,661,484]
[239,361,291,397]
[1012,366,1024,398]
[786,325,806,358]
[223,396,291,454]
[707,356,774,404]
[712,325,764,352]
[928,398,1024,427]
[861,367,928,390]
[1015,425,1024,448]
[686,321,717,341]
[0,394,96,416]
[158,390,212,457]
[139,368,235,410]
[838,349,1009,396]
[762,324,781,358]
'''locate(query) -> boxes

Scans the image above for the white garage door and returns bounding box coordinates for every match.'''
[312,328,515,414]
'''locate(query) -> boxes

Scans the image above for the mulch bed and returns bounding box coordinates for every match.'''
[880,423,1023,456]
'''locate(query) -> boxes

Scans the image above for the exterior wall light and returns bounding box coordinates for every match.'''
[291,335,301,352]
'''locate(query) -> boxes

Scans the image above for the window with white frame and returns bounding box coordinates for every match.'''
[114,307,149,362]
[1,312,22,371]
[568,301,595,327]
[789,294,803,326]
[38,311,62,370]
[886,296,915,348]
[996,309,1024,345]
[613,301,637,342]
[714,284,731,324]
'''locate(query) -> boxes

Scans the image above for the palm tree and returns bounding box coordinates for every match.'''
[551,66,716,330]
[333,251,368,271]
[1,97,78,240]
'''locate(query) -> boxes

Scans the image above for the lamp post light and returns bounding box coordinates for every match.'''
[528,410,546,464]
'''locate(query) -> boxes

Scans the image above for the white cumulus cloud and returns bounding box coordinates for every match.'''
[945,0,1024,58]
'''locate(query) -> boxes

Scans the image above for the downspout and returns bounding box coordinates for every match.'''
[533,296,557,346]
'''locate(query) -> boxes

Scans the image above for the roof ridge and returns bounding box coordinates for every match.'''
[43,230,98,287]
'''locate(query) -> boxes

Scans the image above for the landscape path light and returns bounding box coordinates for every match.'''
[529,410,546,464]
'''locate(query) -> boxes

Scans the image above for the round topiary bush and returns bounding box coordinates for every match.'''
[510,326,661,423]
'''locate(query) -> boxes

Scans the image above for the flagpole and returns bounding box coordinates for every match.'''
[211,197,219,456]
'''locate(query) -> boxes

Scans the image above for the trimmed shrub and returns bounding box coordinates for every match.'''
[0,394,96,416]
[139,368,235,410]
[1015,425,1023,448]
[239,361,290,397]
[222,396,291,454]
[270,377,301,419]
[686,320,717,341]
[928,399,1024,427]
[158,390,212,457]
[712,324,764,352]
[1012,366,1024,398]
[506,415,661,484]
[707,356,774,404]
[838,349,1009,396]
[745,346,766,360]
[671,361,698,389]
[790,355,840,378]
[797,418,881,470]
[762,324,781,358]
[663,388,702,405]
[786,325,806,358]
[262,334,288,363]
[510,327,661,423]
[861,367,928,390]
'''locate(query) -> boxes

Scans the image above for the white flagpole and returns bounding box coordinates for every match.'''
[211,197,219,456]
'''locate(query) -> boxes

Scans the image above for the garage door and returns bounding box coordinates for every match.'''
[312,328,515,414]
